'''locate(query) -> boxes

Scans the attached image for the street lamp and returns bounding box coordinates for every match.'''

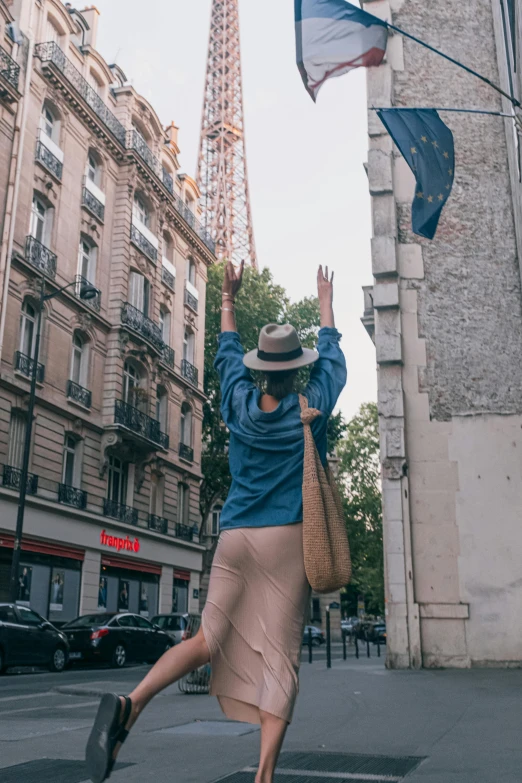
[8,276,100,602]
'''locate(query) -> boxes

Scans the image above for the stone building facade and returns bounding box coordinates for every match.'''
[363,0,522,668]
[0,0,216,623]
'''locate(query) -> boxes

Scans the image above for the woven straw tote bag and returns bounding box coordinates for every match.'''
[299,394,352,594]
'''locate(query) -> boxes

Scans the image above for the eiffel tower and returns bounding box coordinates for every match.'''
[197,0,257,268]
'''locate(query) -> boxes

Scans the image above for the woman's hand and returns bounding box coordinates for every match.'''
[317,265,335,328]
[223,260,245,299]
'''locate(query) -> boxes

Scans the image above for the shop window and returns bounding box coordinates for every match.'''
[8,411,26,469]
[180,403,193,447]
[186,258,196,286]
[210,505,222,537]
[78,238,97,284]
[129,270,150,317]
[177,482,189,525]
[133,194,150,229]
[30,194,52,246]
[172,578,188,613]
[183,327,195,365]
[62,433,81,488]
[19,299,37,359]
[107,456,128,505]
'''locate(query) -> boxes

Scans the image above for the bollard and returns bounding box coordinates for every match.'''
[342,629,347,661]
[308,626,313,664]
[366,636,371,658]
[355,635,359,659]
[326,608,332,669]
[377,639,381,657]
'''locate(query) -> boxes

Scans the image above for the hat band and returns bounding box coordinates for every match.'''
[257,346,304,363]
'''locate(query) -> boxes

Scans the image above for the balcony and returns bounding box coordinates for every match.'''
[130,223,158,264]
[74,275,101,313]
[0,45,20,99]
[181,359,198,387]
[67,379,92,408]
[14,351,45,383]
[184,283,198,313]
[175,523,194,542]
[2,465,38,495]
[103,498,138,525]
[161,344,175,369]
[121,302,163,352]
[179,442,194,463]
[173,192,215,254]
[114,399,169,450]
[161,257,176,291]
[35,131,63,180]
[35,43,126,147]
[82,178,105,222]
[148,514,168,534]
[25,235,57,279]
[58,484,87,510]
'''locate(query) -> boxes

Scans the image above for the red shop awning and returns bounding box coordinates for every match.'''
[101,555,161,575]
[174,569,191,582]
[0,534,84,561]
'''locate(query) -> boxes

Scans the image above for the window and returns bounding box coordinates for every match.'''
[71,332,88,387]
[45,17,61,44]
[8,411,26,469]
[186,258,196,286]
[185,194,195,214]
[40,105,55,140]
[129,271,150,316]
[211,505,222,537]
[159,309,171,344]
[0,606,17,623]
[78,239,96,283]
[30,195,48,245]
[19,300,36,358]
[150,473,165,516]
[123,361,146,410]
[177,482,189,525]
[85,153,101,186]
[62,434,78,487]
[133,195,150,228]
[87,71,102,95]
[180,403,192,447]
[17,607,42,626]
[183,328,195,365]
[163,234,173,262]
[107,456,128,505]
[156,386,168,432]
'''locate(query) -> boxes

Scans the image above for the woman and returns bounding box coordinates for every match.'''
[85,264,346,783]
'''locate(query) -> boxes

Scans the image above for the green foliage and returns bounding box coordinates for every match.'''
[338,402,384,616]
[201,262,344,526]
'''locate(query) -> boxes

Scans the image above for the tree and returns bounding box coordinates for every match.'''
[338,403,384,616]
[201,262,342,529]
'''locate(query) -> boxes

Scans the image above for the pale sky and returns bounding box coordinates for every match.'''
[93,0,377,420]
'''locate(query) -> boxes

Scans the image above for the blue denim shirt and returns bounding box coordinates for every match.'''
[215,327,347,530]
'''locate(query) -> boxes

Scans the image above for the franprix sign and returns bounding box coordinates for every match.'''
[100,530,141,554]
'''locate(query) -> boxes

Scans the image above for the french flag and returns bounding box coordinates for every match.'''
[295,0,388,101]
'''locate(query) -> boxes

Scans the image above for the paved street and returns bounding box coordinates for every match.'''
[1,652,521,783]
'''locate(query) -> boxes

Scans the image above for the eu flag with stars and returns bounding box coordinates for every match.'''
[377,109,455,240]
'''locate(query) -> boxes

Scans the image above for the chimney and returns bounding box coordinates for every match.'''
[80,6,100,48]
[166,121,180,152]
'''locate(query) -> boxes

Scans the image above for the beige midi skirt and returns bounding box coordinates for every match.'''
[201,523,310,725]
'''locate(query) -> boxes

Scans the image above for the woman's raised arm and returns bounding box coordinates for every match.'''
[221,260,245,333]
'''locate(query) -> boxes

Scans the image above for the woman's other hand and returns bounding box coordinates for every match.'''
[223,260,245,298]
[317,265,335,328]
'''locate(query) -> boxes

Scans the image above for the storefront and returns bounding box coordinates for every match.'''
[0,534,83,624]
[172,569,190,613]
[98,558,160,618]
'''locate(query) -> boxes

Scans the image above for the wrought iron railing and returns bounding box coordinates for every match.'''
[127,129,161,175]
[161,344,175,368]
[130,223,158,263]
[179,442,194,463]
[74,275,101,312]
[176,523,194,542]
[161,266,175,291]
[67,379,92,408]
[0,45,20,91]
[3,465,38,495]
[184,286,198,312]
[103,498,138,525]
[181,359,198,387]
[173,194,215,253]
[35,139,63,179]
[114,399,169,449]
[82,186,105,222]
[58,483,87,509]
[148,514,168,534]
[25,235,57,279]
[14,351,45,383]
[162,168,174,193]
[35,42,126,146]
[121,302,163,351]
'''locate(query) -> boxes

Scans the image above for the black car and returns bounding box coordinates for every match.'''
[63,612,173,668]
[302,625,325,646]
[0,603,69,673]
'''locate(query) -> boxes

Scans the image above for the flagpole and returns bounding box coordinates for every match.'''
[371,106,515,119]
[386,23,521,109]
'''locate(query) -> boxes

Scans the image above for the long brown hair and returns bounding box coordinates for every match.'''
[263,370,298,401]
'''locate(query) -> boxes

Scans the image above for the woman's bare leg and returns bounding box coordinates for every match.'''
[256,710,289,783]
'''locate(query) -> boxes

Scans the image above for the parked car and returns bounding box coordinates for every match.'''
[370,623,387,644]
[0,603,69,673]
[150,612,201,645]
[341,617,359,634]
[302,625,325,646]
[63,612,173,668]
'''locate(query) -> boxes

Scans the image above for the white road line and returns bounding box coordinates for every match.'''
[243,768,401,782]
[0,691,55,704]
[4,699,99,715]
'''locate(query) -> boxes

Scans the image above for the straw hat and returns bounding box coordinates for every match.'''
[243,324,319,372]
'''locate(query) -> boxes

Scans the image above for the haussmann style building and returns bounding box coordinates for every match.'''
[362,0,522,668]
[0,0,216,624]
